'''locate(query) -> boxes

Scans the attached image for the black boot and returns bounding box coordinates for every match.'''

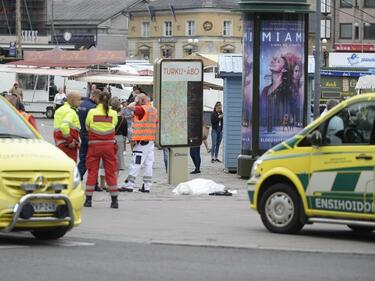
[138,184,150,193]
[110,196,119,209]
[84,196,92,207]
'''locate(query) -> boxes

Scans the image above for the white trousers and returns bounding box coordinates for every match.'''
[127,141,154,190]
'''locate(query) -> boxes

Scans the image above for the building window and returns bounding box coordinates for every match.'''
[186,20,195,36]
[354,25,359,40]
[364,24,375,39]
[321,0,331,13]
[142,22,150,37]
[321,19,331,38]
[339,23,352,39]
[161,46,173,58]
[223,21,232,36]
[164,21,172,37]
[340,0,354,7]
[364,0,375,7]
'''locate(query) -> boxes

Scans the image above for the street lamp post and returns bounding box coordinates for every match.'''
[188,38,199,53]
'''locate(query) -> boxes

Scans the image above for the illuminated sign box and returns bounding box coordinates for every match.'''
[154,59,203,147]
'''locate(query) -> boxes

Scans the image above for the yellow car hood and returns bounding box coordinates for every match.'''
[0,139,75,172]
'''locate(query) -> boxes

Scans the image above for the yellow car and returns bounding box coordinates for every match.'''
[249,93,375,234]
[0,96,84,239]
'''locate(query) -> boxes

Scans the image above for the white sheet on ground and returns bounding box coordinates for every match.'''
[173,178,236,195]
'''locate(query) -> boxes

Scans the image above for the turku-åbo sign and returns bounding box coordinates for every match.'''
[154,59,203,147]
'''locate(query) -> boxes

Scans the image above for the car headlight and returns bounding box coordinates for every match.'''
[73,166,81,189]
[251,159,263,178]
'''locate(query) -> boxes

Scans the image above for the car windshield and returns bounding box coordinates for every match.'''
[0,98,37,139]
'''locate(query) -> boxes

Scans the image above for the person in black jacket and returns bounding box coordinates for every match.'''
[210,101,223,163]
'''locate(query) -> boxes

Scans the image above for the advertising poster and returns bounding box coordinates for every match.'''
[259,18,305,150]
[159,60,203,147]
[241,20,253,154]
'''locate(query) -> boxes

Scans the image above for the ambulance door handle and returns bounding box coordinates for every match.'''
[356,154,373,160]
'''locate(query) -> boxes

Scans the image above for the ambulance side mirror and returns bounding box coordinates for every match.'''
[308,131,322,148]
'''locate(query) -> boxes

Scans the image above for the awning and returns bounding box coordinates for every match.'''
[0,65,89,77]
[355,75,375,90]
[7,47,125,68]
[75,74,154,85]
[185,53,218,66]
[204,81,223,91]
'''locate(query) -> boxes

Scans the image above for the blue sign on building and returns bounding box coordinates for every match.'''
[8,42,16,57]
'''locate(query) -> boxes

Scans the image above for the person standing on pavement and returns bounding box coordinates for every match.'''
[119,94,158,193]
[53,87,66,111]
[9,81,23,102]
[53,91,81,161]
[189,146,201,174]
[4,94,38,131]
[77,89,100,180]
[98,97,128,189]
[84,91,119,209]
[211,101,224,163]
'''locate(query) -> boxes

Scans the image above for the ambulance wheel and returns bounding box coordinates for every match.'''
[31,228,67,240]
[347,225,374,233]
[259,183,304,234]
[46,107,54,119]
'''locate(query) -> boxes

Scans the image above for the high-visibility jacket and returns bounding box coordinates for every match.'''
[86,104,118,143]
[53,102,80,146]
[132,104,158,141]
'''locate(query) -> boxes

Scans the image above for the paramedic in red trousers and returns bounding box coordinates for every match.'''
[53,91,81,161]
[84,91,119,208]
[120,93,158,193]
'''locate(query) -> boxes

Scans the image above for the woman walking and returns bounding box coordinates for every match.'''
[210,102,223,163]
[84,91,119,208]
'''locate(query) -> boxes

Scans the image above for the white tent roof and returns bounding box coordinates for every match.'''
[0,65,88,77]
[75,74,154,85]
[355,75,375,90]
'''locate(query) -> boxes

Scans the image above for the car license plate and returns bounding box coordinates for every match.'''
[32,202,57,213]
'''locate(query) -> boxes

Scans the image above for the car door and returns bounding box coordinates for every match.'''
[307,101,375,218]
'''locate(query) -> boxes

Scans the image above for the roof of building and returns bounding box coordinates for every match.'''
[53,0,134,24]
[129,0,239,12]
[53,0,238,25]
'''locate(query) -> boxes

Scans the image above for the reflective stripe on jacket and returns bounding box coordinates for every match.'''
[132,104,158,141]
[86,103,118,142]
[53,102,80,146]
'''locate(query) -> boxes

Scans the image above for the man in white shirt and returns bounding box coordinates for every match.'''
[322,99,344,144]
[54,88,67,110]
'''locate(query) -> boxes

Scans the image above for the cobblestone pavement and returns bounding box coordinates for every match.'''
[36,117,248,203]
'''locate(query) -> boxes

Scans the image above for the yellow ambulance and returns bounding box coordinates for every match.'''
[0,96,84,239]
[248,93,375,234]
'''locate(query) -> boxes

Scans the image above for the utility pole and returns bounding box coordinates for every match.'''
[16,0,22,58]
[313,0,321,119]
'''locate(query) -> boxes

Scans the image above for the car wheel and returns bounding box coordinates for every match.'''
[259,183,304,234]
[31,228,67,240]
[46,107,54,119]
[347,225,374,233]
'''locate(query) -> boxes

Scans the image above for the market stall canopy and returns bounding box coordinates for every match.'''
[75,74,154,85]
[185,53,218,67]
[110,64,153,76]
[75,72,222,89]
[0,65,89,77]
[355,75,375,90]
[7,47,125,68]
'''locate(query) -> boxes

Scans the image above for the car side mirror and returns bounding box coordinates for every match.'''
[307,131,322,148]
